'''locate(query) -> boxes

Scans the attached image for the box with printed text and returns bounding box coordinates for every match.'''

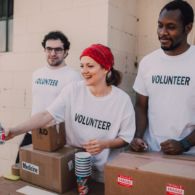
[20,144,80,193]
[105,152,195,195]
[32,122,66,152]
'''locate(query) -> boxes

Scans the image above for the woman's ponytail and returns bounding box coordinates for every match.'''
[106,67,122,86]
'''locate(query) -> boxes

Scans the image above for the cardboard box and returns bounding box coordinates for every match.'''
[105,152,195,195]
[20,144,80,193]
[32,122,66,152]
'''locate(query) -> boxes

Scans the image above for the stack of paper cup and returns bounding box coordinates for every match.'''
[75,152,92,195]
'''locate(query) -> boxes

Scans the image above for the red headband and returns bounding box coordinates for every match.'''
[80,44,114,70]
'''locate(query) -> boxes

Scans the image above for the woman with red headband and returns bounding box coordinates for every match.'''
[6,44,135,182]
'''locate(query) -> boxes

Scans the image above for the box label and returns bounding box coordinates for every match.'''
[166,184,184,195]
[117,175,133,188]
[22,161,39,175]
[39,128,48,135]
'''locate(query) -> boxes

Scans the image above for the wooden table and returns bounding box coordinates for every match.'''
[0,177,104,195]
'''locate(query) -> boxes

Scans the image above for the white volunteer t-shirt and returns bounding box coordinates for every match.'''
[47,81,135,182]
[32,65,81,115]
[133,46,195,154]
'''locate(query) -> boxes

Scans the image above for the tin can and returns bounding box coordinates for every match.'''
[0,123,5,144]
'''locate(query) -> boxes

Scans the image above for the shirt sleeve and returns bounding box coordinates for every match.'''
[46,84,72,123]
[118,98,135,143]
[133,60,149,96]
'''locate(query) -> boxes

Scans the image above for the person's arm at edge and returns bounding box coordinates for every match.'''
[184,130,195,146]
[134,93,148,138]
[130,93,149,152]
[160,130,195,155]
[6,111,54,139]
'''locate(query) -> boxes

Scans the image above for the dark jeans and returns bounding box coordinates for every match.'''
[15,133,32,164]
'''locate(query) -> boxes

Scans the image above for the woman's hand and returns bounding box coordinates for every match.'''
[83,137,127,155]
[5,128,15,141]
[82,139,106,155]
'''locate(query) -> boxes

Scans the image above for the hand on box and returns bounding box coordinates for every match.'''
[160,139,183,155]
[82,139,106,155]
[130,138,148,152]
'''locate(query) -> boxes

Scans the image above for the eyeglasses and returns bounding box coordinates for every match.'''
[45,47,64,54]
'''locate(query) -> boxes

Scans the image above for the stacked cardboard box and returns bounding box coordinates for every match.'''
[19,123,79,193]
[105,152,195,195]
[20,145,79,193]
[32,122,66,152]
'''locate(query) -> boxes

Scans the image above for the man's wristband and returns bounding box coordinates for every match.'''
[179,139,192,152]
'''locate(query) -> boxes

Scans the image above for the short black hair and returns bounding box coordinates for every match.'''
[160,0,194,26]
[42,31,70,50]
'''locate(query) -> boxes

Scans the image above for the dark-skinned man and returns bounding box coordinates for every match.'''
[130,0,195,155]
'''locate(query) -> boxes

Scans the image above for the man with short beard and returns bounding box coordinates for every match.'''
[15,31,81,163]
[130,0,195,155]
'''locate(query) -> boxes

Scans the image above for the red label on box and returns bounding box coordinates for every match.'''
[166,184,184,195]
[117,175,133,188]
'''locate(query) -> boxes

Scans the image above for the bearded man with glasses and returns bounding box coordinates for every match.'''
[15,31,81,164]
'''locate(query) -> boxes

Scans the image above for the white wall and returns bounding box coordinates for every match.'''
[108,0,138,99]
[0,0,110,176]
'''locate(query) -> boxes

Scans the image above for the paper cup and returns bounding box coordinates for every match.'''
[75,151,92,193]
[76,176,90,195]
[75,152,91,159]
